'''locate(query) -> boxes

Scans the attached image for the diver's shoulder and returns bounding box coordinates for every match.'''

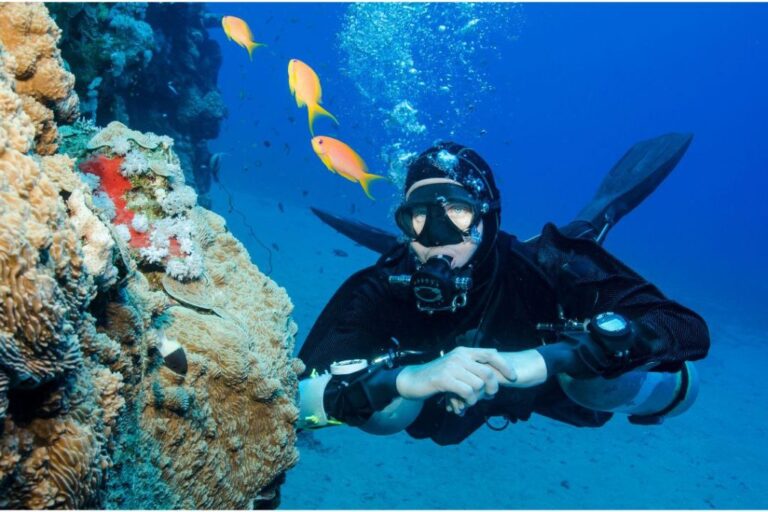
[374,242,412,272]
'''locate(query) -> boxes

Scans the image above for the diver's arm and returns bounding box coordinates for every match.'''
[491,340,619,388]
[299,347,513,433]
[621,302,709,373]
[477,343,588,389]
[298,264,423,433]
[360,396,425,435]
[533,224,710,375]
[574,295,710,377]
[298,359,424,434]
[298,370,424,434]
[492,315,683,387]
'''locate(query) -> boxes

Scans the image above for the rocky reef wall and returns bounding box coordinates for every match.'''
[0,4,301,508]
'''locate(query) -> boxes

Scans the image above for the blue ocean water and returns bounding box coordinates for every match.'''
[205,3,768,509]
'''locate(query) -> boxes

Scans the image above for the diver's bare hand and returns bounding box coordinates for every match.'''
[396,347,517,407]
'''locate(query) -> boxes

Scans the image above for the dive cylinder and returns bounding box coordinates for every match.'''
[558,361,699,423]
[297,359,370,429]
[297,371,334,429]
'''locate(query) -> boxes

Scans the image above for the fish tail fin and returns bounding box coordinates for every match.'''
[316,104,339,125]
[308,103,339,135]
[359,172,387,201]
[246,41,265,60]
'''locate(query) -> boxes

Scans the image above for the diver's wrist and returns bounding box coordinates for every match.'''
[395,365,421,400]
[500,350,548,387]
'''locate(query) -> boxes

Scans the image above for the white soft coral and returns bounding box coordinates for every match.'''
[67,188,116,279]
[121,150,150,176]
[165,252,204,281]
[139,217,173,263]
[110,136,132,156]
[131,213,149,233]
[160,185,198,216]
[138,216,204,280]
[139,243,169,264]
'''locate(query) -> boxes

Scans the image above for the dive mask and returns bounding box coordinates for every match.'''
[395,183,489,247]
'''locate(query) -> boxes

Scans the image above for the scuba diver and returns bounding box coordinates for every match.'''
[297,136,710,445]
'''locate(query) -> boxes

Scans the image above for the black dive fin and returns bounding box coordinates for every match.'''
[575,132,693,243]
[310,207,400,255]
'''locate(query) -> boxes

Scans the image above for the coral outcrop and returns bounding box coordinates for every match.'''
[139,207,303,508]
[79,121,202,281]
[49,3,226,207]
[0,7,302,508]
[0,2,80,155]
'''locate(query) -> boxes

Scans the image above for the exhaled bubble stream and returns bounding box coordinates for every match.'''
[337,2,525,186]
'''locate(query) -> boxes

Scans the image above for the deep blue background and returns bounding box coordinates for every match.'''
[208,2,768,321]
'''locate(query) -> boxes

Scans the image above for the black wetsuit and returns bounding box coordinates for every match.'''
[298,223,710,445]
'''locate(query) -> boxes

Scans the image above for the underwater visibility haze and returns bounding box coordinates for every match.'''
[0,1,766,509]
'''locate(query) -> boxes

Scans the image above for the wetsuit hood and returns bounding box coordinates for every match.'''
[403,141,502,271]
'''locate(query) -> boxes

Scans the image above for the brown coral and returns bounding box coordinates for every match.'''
[0,3,79,155]
[139,208,303,508]
[0,54,35,154]
[20,94,57,154]
[0,142,90,414]
[0,27,120,508]
[0,370,121,509]
[40,153,80,193]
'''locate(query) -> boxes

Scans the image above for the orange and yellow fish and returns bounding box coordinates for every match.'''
[311,136,386,200]
[222,16,265,60]
[289,59,339,136]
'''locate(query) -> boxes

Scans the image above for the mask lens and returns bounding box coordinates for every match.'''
[402,202,475,237]
[411,206,428,235]
[444,202,474,232]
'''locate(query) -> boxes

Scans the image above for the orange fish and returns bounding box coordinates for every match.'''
[289,59,339,136]
[222,16,265,60]
[311,136,386,200]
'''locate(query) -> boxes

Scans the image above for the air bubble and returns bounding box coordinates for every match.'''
[338,3,525,184]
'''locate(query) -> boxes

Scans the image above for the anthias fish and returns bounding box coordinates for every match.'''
[288,59,338,136]
[311,136,385,200]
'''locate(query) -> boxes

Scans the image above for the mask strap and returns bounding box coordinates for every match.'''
[453,148,500,269]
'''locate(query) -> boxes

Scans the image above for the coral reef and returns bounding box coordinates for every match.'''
[0,38,115,507]
[0,10,302,508]
[49,3,226,207]
[67,187,117,281]
[0,2,79,155]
